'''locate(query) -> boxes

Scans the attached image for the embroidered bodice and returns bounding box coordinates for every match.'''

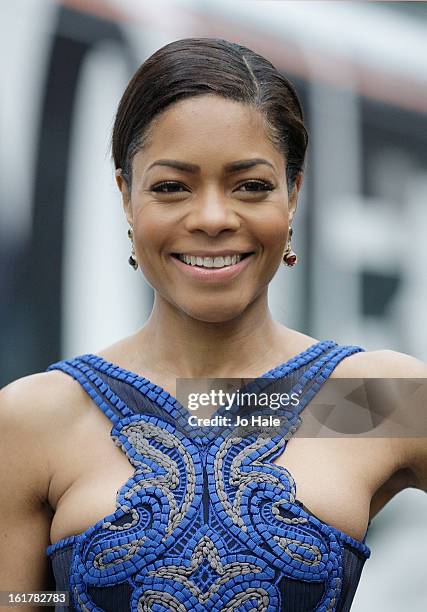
[45,340,371,611]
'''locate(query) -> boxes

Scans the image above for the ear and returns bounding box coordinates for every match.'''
[288,171,303,225]
[115,168,133,226]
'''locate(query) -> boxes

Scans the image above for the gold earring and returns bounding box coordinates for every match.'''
[282,227,298,267]
[127,227,138,270]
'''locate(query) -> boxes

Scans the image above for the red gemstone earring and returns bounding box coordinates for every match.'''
[127,227,138,270]
[282,227,298,267]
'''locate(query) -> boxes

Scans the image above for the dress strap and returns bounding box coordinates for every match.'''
[264,343,364,462]
[47,358,135,424]
[293,343,363,419]
[47,342,363,428]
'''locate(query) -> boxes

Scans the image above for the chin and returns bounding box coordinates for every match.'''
[180,301,247,324]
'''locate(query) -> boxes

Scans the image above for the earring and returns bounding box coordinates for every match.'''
[282,227,298,267]
[127,227,138,270]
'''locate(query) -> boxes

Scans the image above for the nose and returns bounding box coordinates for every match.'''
[184,186,241,236]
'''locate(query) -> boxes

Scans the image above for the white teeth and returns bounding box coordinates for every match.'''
[213,257,225,268]
[177,253,244,268]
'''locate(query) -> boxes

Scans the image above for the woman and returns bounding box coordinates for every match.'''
[1,37,426,612]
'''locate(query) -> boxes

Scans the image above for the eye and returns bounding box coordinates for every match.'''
[236,180,275,193]
[151,181,190,193]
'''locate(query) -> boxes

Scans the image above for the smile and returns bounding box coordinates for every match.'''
[170,252,255,282]
[173,253,253,268]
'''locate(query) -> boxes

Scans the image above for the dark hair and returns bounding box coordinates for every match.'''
[112,37,308,193]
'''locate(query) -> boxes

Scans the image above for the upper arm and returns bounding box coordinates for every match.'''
[375,350,427,492]
[0,375,56,605]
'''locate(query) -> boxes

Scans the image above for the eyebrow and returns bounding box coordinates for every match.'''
[146,158,275,174]
[147,159,199,173]
[225,158,275,173]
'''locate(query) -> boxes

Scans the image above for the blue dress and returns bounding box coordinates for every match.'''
[45,340,371,611]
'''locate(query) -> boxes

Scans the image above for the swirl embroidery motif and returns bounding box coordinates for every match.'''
[69,414,343,611]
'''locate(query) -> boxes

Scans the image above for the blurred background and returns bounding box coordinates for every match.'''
[1,0,426,609]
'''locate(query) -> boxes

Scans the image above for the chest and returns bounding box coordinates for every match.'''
[47,397,396,548]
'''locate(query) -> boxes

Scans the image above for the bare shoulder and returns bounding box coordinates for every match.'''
[0,369,92,493]
[333,347,427,493]
[0,369,90,437]
[331,346,427,378]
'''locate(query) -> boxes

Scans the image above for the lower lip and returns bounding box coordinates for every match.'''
[170,254,255,282]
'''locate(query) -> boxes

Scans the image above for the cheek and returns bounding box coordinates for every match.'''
[254,209,289,252]
[133,213,168,259]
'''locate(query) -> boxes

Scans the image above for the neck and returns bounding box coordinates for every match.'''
[132,291,290,379]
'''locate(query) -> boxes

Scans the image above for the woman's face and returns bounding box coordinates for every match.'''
[116,94,302,323]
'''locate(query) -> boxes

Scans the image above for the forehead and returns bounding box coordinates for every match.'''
[133,95,285,173]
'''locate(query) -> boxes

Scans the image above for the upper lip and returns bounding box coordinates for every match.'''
[172,250,254,257]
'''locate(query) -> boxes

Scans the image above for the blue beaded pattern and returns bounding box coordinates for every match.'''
[45,340,371,611]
